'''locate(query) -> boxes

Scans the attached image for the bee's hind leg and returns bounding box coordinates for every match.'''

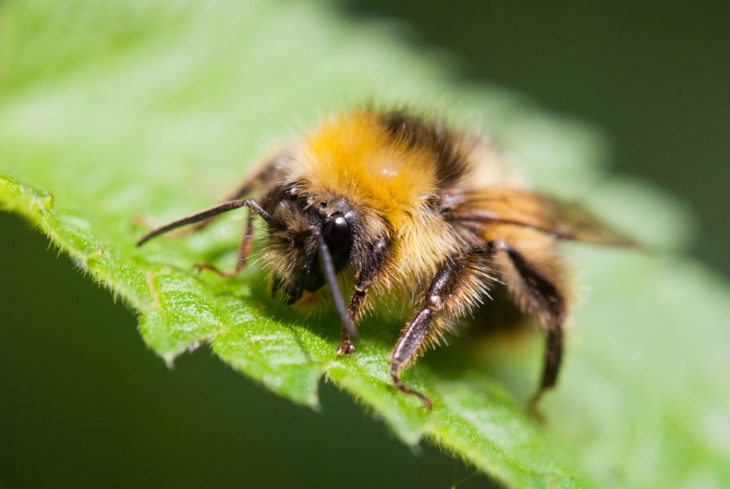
[488,239,567,414]
[527,325,563,414]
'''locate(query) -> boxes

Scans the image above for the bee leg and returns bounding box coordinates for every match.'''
[336,328,356,355]
[194,215,255,277]
[390,254,489,409]
[137,199,276,246]
[489,239,567,411]
[390,307,437,410]
[181,153,289,235]
[339,237,392,355]
[528,325,563,412]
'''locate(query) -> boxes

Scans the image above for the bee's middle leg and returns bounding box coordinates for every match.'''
[195,216,255,277]
[389,252,490,409]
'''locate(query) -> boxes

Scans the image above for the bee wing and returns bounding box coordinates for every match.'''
[442,187,636,246]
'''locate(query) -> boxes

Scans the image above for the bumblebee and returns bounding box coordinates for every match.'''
[137,109,632,409]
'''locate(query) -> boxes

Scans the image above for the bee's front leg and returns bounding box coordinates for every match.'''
[183,152,291,235]
[338,237,391,355]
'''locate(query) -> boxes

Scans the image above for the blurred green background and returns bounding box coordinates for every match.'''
[1,2,728,488]
[344,1,730,276]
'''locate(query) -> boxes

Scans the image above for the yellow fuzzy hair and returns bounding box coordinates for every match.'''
[300,111,437,229]
[291,111,462,290]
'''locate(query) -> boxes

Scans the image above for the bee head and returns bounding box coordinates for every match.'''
[262,183,357,304]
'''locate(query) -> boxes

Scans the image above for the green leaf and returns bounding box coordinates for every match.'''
[2,1,728,488]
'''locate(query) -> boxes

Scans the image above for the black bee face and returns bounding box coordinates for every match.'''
[264,184,354,304]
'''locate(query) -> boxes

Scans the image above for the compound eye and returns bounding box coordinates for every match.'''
[322,214,352,268]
